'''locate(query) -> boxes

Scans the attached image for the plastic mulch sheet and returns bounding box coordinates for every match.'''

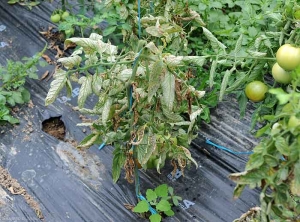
[0,2,260,222]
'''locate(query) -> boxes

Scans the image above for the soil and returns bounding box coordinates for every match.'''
[42,117,66,140]
[0,166,44,220]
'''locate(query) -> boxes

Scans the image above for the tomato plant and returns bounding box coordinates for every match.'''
[245,81,268,102]
[272,63,292,84]
[276,44,300,71]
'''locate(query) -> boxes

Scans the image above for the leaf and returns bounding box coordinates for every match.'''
[292,161,300,196]
[11,91,24,104]
[234,35,243,56]
[45,69,68,106]
[156,200,171,212]
[180,146,198,168]
[78,75,93,108]
[58,55,82,69]
[112,146,126,183]
[164,209,175,216]
[133,200,149,213]
[148,60,165,102]
[161,72,175,110]
[237,91,247,117]
[66,79,72,98]
[146,189,157,202]
[21,89,30,103]
[209,60,218,88]
[219,69,232,101]
[247,51,267,57]
[232,184,246,199]
[155,184,168,198]
[245,153,264,171]
[269,88,291,105]
[275,137,290,156]
[103,26,117,36]
[102,98,112,126]
[92,74,103,95]
[149,214,162,222]
[202,27,227,52]
[140,130,156,165]
[78,133,99,148]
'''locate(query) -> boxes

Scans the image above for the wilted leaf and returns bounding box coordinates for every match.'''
[161,72,175,110]
[78,75,93,108]
[45,69,68,106]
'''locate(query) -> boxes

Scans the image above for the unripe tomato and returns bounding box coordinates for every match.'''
[272,63,292,84]
[50,14,61,23]
[61,11,70,20]
[245,81,268,102]
[276,44,300,71]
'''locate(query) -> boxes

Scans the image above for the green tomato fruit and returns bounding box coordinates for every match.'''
[276,44,300,71]
[245,81,268,102]
[50,14,61,23]
[61,11,70,20]
[272,63,292,84]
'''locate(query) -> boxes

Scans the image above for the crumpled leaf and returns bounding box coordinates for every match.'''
[161,72,175,110]
[45,69,68,106]
[78,75,93,108]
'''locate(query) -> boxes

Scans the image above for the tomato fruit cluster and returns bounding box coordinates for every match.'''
[50,11,70,23]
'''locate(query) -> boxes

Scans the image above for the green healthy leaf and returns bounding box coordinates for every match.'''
[263,154,278,167]
[78,75,93,108]
[161,72,175,110]
[156,199,171,212]
[112,146,126,183]
[133,200,149,213]
[269,88,291,105]
[149,214,162,222]
[275,137,290,156]
[11,91,24,104]
[237,91,247,117]
[164,209,175,216]
[155,184,168,198]
[21,89,30,103]
[246,153,264,171]
[45,69,68,106]
[146,189,157,202]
